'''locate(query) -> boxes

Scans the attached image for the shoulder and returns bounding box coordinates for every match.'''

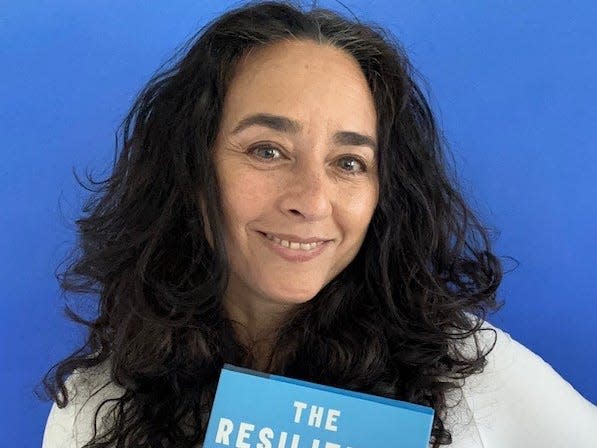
[445,317,597,448]
[42,359,125,448]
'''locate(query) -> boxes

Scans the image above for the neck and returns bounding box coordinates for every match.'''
[221,272,301,370]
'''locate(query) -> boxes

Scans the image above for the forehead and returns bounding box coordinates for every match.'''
[220,40,377,137]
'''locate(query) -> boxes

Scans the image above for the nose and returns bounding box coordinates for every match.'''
[278,159,332,221]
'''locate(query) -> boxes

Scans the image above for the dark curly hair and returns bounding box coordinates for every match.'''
[38,1,506,446]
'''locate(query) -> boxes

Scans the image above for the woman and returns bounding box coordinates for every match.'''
[40,1,596,447]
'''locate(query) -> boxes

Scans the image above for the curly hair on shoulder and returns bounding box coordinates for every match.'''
[39,1,506,446]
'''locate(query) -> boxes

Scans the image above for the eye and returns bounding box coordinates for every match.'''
[247,144,283,161]
[337,156,367,175]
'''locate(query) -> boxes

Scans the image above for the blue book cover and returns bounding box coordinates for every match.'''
[203,364,434,448]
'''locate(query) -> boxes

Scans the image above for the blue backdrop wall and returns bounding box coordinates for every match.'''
[1,1,595,445]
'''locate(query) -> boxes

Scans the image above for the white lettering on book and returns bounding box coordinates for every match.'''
[307,406,324,428]
[236,422,255,447]
[292,401,308,423]
[215,417,234,444]
[292,401,341,431]
[257,427,274,448]
[212,400,353,448]
[325,409,340,432]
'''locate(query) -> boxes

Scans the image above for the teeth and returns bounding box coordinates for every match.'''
[265,233,324,251]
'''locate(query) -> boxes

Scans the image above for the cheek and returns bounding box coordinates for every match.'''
[220,170,275,225]
[338,183,378,231]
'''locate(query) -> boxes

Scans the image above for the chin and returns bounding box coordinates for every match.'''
[266,286,321,305]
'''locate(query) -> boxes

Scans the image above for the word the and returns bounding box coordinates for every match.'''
[292,401,341,431]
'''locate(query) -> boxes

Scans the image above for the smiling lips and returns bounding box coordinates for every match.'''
[263,233,327,251]
[258,231,332,262]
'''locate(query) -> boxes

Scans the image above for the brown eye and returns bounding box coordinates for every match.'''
[338,156,367,175]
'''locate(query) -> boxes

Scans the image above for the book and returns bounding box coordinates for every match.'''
[203,363,434,448]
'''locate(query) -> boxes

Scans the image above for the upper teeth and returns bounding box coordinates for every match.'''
[265,233,325,251]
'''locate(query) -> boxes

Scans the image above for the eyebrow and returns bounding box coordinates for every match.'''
[231,112,378,153]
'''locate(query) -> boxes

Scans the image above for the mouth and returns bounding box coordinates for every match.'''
[258,231,328,251]
[256,231,331,262]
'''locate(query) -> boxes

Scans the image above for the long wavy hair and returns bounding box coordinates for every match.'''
[39,1,506,446]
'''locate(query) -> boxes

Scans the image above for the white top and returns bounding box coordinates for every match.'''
[42,320,597,447]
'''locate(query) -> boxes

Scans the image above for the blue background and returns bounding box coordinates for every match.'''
[1,0,595,445]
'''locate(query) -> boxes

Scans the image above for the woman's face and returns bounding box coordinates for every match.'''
[212,39,379,311]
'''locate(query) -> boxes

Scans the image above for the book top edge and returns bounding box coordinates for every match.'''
[222,363,434,416]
